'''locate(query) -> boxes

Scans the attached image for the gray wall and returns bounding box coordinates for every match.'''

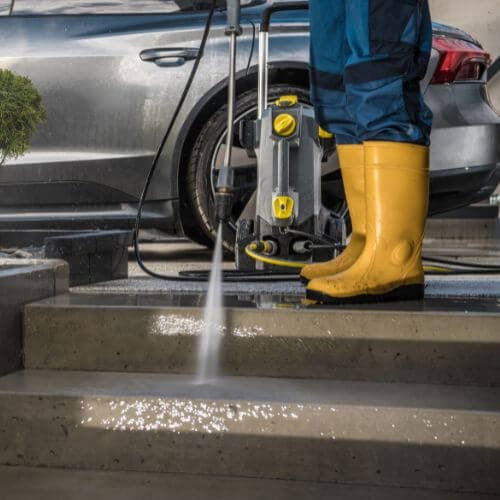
[429,0,499,59]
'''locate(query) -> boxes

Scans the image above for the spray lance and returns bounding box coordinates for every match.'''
[215,0,241,223]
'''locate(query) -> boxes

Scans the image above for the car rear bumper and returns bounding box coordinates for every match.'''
[429,164,497,215]
[426,83,500,173]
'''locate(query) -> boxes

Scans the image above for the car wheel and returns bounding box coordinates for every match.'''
[184,84,310,252]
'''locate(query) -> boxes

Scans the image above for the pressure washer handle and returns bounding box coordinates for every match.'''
[260,1,309,33]
[226,0,242,35]
[258,1,309,118]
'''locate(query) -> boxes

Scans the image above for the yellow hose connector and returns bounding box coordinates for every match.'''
[245,243,305,269]
[423,265,453,274]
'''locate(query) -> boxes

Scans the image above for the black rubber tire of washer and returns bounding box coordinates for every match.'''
[183,84,310,251]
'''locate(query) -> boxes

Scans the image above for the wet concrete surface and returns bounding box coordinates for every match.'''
[41,290,500,313]
[45,231,499,385]
[55,238,499,385]
[4,233,499,496]
[75,273,500,299]
[22,294,500,384]
[3,466,499,500]
[1,370,499,492]
[2,370,500,411]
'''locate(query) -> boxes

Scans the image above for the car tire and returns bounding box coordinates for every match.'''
[184,84,310,251]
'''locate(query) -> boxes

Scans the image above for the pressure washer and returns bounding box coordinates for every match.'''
[134,0,342,282]
[133,0,500,282]
[216,0,342,273]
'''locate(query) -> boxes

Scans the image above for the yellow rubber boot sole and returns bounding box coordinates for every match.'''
[300,144,365,283]
[306,141,429,304]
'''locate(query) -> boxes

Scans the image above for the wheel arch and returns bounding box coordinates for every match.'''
[176,61,310,236]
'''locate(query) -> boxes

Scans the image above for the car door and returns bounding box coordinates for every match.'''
[0,0,221,212]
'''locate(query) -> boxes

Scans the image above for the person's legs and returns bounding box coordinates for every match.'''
[307,0,433,302]
[303,0,366,283]
[344,0,433,144]
[309,0,356,145]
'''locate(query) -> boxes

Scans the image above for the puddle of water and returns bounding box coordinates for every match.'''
[196,225,225,384]
[62,291,499,314]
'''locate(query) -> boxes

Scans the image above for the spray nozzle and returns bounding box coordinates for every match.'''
[215,166,235,223]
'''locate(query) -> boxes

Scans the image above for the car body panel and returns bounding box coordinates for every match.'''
[12,1,210,15]
[428,84,498,171]
[0,13,253,205]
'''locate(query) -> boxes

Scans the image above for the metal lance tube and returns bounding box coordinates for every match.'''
[257,30,268,119]
[215,0,241,223]
[223,32,238,169]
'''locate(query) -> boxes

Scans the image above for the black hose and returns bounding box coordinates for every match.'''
[426,269,500,275]
[133,2,218,282]
[179,270,300,280]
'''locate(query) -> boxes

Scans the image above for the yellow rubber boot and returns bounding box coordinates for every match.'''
[300,144,365,283]
[306,141,429,303]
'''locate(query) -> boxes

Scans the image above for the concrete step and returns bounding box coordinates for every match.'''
[0,370,499,493]
[0,259,68,377]
[2,466,499,500]
[24,294,500,386]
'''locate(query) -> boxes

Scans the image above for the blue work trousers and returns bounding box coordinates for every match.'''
[309,0,433,145]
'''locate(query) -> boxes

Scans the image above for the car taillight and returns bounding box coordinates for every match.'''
[431,36,491,84]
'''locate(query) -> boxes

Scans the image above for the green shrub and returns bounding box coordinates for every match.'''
[0,68,47,166]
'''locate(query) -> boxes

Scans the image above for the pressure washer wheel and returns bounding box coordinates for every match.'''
[184,84,311,252]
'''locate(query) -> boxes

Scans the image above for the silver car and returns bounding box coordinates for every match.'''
[0,0,498,250]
